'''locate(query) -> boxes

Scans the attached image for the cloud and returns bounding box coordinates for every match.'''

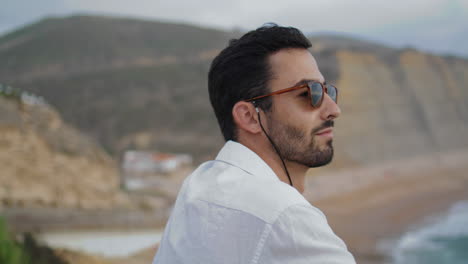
[0,0,73,33]
[0,0,466,56]
[61,0,457,33]
[1,0,465,33]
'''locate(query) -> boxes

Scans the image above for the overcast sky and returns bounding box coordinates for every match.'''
[1,0,467,56]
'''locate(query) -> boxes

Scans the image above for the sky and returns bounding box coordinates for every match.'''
[1,0,467,56]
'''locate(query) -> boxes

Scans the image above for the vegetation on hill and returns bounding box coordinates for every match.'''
[0,84,22,101]
[16,61,223,159]
[0,216,68,264]
[0,15,235,80]
[0,217,29,264]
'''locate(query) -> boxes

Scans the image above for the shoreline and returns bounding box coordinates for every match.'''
[0,207,170,233]
[326,188,468,264]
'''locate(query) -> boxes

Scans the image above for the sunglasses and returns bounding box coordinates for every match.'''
[245,81,338,108]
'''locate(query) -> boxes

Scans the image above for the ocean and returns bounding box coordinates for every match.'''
[391,200,468,264]
[37,228,163,257]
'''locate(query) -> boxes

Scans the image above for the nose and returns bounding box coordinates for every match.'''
[320,93,341,120]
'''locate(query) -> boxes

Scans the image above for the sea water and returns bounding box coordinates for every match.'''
[391,200,468,264]
[37,229,163,257]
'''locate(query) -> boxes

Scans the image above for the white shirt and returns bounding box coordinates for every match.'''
[153,141,356,264]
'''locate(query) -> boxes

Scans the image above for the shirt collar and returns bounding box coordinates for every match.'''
[215,140,279,182]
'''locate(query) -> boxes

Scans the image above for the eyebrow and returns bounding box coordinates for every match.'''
[245,78,329,102]
[291,78,326,87]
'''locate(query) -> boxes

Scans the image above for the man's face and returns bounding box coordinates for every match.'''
[264,48,341,168]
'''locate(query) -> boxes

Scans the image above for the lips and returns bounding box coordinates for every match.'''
[315,127,333,138]
[315,127,333,135]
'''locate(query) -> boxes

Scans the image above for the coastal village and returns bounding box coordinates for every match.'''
[121,150,192,190]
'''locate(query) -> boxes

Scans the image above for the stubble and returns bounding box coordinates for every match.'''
[267,116,334,168]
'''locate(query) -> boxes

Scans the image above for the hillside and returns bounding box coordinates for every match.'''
[0,15,233,81]
[0,90,129,209]
[1,15,468,166]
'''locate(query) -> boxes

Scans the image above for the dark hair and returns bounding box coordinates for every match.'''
[208,24,312,141]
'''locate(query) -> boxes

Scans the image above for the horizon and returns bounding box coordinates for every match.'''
[1,12,466,59]
[1,0,467,58]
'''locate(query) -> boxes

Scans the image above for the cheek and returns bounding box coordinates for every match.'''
[276,104,305,123]
[274,98,322,133]
[301,112,322,134]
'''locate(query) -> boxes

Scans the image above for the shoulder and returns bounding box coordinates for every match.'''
[255,204,356,263]
[272,203,335,239]
[183,160,311,224]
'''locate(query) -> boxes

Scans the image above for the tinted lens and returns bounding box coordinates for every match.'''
[310,82,323,107]
[327,85,338,103]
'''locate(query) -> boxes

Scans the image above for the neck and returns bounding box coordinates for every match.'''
[239,137,308,193]
[283,161,308,193]
[270,158,308,193]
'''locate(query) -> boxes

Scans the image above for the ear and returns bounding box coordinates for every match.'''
[232,101,262,135]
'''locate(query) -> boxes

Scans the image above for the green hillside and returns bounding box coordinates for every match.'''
[0,15,233,81]
[22,61,221,158]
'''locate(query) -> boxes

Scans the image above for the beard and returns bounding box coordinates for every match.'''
[266,116,334,168]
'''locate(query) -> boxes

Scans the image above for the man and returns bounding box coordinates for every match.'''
[153,24,355,263]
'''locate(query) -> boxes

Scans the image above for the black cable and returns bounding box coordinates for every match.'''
[255,106,293,187]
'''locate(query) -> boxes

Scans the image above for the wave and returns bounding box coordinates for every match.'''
[391,200,468,264]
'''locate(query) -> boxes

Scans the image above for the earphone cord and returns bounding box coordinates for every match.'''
[256,108,293,187]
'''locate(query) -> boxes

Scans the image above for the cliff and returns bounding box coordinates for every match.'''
[329,48,468,166]
[0,94,129,209]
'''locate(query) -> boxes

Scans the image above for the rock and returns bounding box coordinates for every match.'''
[0,96,129,210]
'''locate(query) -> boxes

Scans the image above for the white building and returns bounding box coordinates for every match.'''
[122,151,192,174]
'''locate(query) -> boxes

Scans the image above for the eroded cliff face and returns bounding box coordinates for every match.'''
[0,97,130,209]
[332,49,468,165]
